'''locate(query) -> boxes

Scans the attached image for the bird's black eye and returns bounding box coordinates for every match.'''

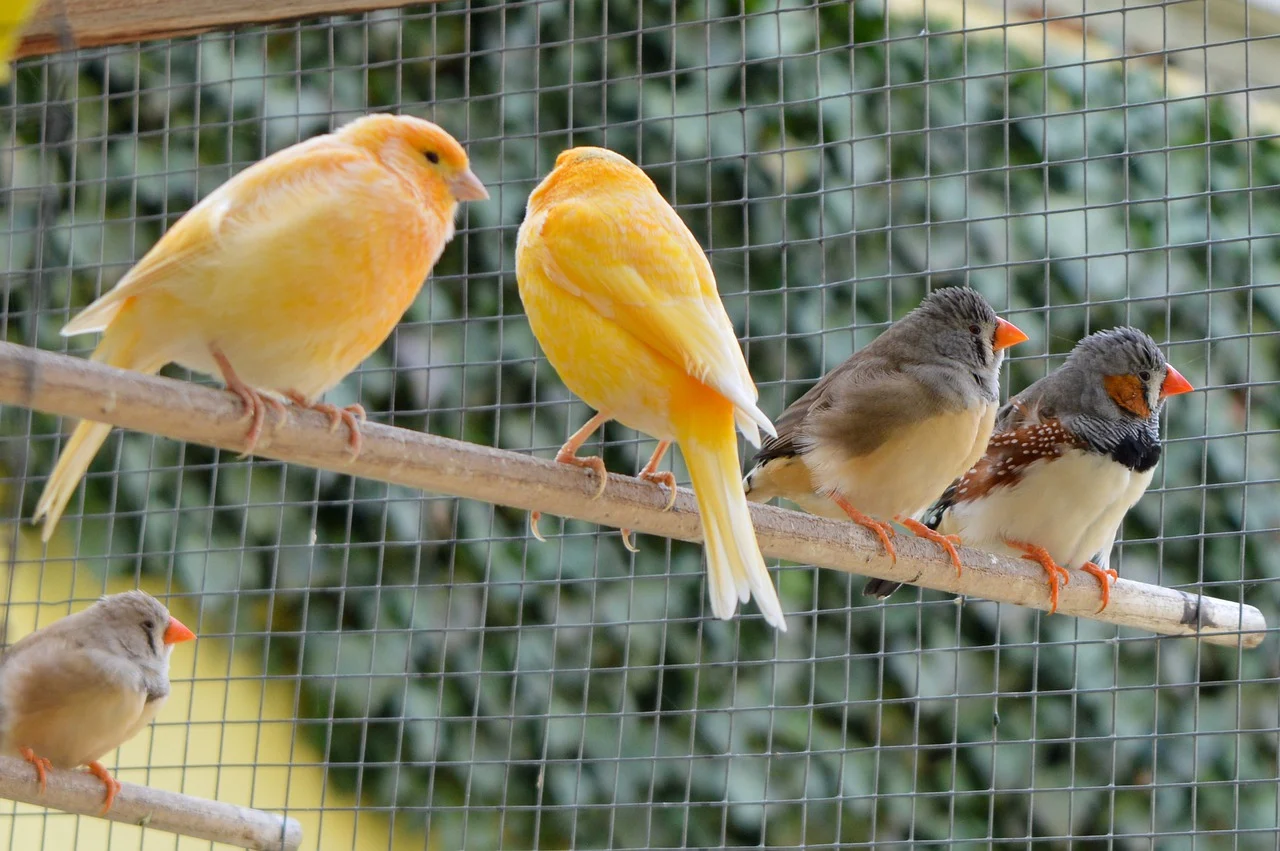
[1138,370,1152,382]
[142,619,155,632]
[969,324,982,335]
[425,151,439,164]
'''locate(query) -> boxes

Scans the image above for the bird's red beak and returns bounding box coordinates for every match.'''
[992,318,1029,352]
[1160,365,1193,399]
[164,617,196,645]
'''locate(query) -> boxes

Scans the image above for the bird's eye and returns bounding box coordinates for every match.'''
[425,151,439,164]
[1138,370,1152,382]
[142,619,155,631]
[969,324,982,335]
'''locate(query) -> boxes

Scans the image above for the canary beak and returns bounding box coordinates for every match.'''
[449,168,489,202]
[1159,365,1193,399]
[163,616,196,645]
[992,318,1029,352]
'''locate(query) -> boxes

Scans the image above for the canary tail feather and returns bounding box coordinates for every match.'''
[33,326,161,542]
[678,402,786,631]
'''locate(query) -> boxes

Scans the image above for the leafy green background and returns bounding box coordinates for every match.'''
[3,0,1279,847]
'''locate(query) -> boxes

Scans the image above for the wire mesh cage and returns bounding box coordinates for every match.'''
[1,0,1278,848]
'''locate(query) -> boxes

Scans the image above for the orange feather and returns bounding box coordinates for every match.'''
[35,113,489,540]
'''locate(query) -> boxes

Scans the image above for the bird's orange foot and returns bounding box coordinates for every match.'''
[532,449,610,544]
[1005,539,1071,614]
[85,761,121,815]
[532,412,612,545]
[1080,561,1119,613]
[557,450,609,498]
[896,516,964,577]
[210,348,285,457]
[640,469,678,511]
[19,747,52,795]
[621,469,678,552]
[286,391,367,456]
[831,494,897,562]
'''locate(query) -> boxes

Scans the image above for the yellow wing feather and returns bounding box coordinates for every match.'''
[526,195,773,443]
[62,138,378,336]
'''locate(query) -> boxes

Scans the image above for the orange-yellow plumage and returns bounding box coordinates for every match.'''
[515,147,784,629]
[34,113,488,541]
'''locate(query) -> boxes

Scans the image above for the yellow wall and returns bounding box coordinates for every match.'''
[0,525,427,851]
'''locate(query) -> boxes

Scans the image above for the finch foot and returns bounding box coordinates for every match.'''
[286,391,367,456]
[530,511,547,543]
[85,761,121,815]
[831,494,897,562]
[211,348,285,457]
[896,516,964,577]
[1080,561,1119,613]
[19,747,52,795]
[1005,539,1072,614]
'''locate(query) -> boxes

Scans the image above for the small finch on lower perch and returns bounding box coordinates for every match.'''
[0,591,196,815]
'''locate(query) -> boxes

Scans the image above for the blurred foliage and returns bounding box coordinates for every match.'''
[3,0,1280,847]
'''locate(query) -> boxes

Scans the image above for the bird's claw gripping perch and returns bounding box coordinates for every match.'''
[832,494,897,562]
[211,348,285,457]
[286,390,367,456]
[621,448,677,551]
[86,760,122,815]
[897,516,965,577]
[1081,561,1119,613]
[20,747,52,795]
[1007,539,1072,614]
[529,429,611,544]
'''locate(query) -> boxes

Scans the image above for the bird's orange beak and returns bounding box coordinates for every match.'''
[1160,365,1193,399]
[163,617,196,645]
[992,318,1029,351]
[449,168,489,202]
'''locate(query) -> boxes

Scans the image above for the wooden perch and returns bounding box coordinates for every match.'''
[0,340,1266,648]
[17,0,430,59]
[0,755,301,851]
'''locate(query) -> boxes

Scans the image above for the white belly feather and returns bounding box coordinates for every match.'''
[938,449,1154,569]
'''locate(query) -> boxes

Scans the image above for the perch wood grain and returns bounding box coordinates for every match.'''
[0,341,1265,648]
[0,755,302,851]
[17,0,432,59]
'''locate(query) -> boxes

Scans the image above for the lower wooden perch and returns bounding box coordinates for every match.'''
[0,755,302,851]
[0,341,1266,648]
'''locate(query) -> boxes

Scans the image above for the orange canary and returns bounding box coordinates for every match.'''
[35,113,488,541]
[516,147,785,630]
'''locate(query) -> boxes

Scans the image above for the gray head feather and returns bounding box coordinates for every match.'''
[865,286,1009,406]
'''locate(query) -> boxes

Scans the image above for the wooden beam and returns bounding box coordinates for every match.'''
[0,341,1266,648]
[16,0,425,59]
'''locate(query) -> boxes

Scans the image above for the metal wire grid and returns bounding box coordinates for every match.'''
[0,0,1277,847]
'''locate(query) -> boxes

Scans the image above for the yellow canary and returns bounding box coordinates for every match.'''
[515,147,784,630]
[35,113,488,540]
[0,0,41,84]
